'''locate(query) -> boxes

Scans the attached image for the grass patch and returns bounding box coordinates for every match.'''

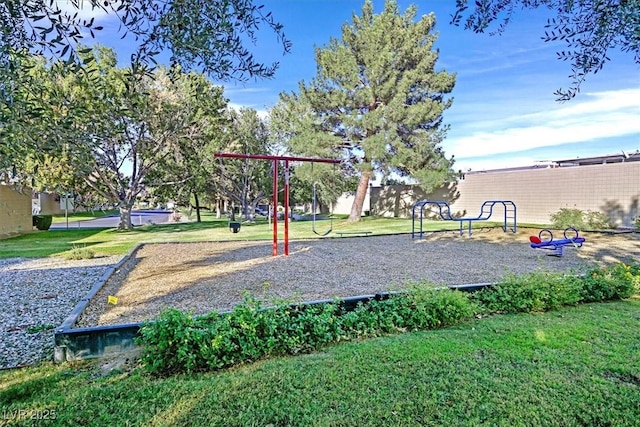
[25,324,55,334]
[136,263,638,376]
[0,229,136,258]
[62,245,96,260]
[1,300,638,426]
[0,217,505,259]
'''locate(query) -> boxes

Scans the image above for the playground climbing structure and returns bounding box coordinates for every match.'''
[529,227,586,257]
[412,200,517,238]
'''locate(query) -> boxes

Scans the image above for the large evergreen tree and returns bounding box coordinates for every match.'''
[273,0,456,222]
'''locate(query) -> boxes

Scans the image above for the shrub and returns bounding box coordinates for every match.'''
[581,262,638,302]
[584,211,612,229]
[138,287,475,375]
[138,266,639,376]
[550,208,585,230]
[471,271,583,314]
[549,208,612,230]
[32,215,53,230]
[63,245,95,260]
[137,309,202,374]
[341,286,474,337]
[137,296,346,374]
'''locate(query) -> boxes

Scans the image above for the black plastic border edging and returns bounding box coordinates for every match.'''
[54,278,495,363]
[53,229,639,363]
[53,232,501,363]
[54,243,143,363]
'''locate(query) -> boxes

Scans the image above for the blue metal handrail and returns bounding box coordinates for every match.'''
[412,200,517,237]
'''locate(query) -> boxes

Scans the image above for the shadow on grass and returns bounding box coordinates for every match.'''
[133,219,269,234]
[0,229,111,258]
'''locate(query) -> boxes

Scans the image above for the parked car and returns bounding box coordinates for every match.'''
[276,211,302,221]
[255,207,269,217]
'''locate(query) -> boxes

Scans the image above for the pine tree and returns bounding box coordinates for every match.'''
[273,0,456,221]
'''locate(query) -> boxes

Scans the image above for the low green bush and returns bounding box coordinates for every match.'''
[342,286,474,337]
[549,208,612,230]
[32,215,53,231]
[138,296,346,374]
[472,262,638,314]
[581,262,639,302]
[471,271,583,314]
[138,264,639,376]
[138,287,474,375]
[584,211,613,229]
[550,208,585,229]
[63,245,95,260]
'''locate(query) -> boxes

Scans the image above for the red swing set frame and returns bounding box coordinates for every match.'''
[214,153,340,256]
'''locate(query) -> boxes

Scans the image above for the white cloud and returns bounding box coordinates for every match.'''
[223,87,272,95]
[228,102,269,120]
[445,88,640,159]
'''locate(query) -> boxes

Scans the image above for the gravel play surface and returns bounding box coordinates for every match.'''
[77,228,640,327]
[1,256,121,369]
[2,228,639,369]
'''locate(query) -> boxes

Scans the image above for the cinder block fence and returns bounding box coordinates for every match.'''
[370,161,640,228]
[0,185,32,240]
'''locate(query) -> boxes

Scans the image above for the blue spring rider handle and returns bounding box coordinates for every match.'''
[529,227,585,257]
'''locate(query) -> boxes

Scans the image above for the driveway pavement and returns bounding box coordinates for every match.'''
[49,210,172,229]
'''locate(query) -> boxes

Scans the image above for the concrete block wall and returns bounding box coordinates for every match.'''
[0,185,33,239]
[371,162,640,228]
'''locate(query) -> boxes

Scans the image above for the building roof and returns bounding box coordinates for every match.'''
[551,150,640,166]
[465,150,640,176]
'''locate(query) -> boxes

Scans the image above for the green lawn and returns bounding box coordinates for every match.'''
[1,300,638,426]
[0,216,478,259]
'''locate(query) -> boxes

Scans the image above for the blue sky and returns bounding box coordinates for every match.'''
[66,0,639,172]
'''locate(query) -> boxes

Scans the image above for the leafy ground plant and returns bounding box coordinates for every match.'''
[472,262,638,314]
[138,263,639,376]
[1,300,638,426]
[137,286,476,375]
[62,245,95,260]
[549,208,612,230]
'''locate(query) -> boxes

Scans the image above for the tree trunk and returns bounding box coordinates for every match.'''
[118,204,133,230]
[348,169,372,222]
[194,192,201,223]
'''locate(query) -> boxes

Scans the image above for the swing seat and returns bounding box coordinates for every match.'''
[336,231,372,237]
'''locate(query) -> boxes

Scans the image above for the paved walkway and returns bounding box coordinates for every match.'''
[50,210,171,229]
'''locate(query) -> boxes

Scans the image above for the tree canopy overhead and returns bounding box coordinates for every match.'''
[0,0,291,80]
[273,0,456,222]
[451,0,640,101]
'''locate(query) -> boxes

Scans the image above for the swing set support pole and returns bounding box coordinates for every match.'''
[214,152,341,257]
[272,159,278,256]
[284,160,290,256]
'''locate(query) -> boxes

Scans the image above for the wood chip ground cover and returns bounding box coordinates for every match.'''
[77,228,640,327]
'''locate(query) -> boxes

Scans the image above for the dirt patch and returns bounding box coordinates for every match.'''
[77,228,640,327]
